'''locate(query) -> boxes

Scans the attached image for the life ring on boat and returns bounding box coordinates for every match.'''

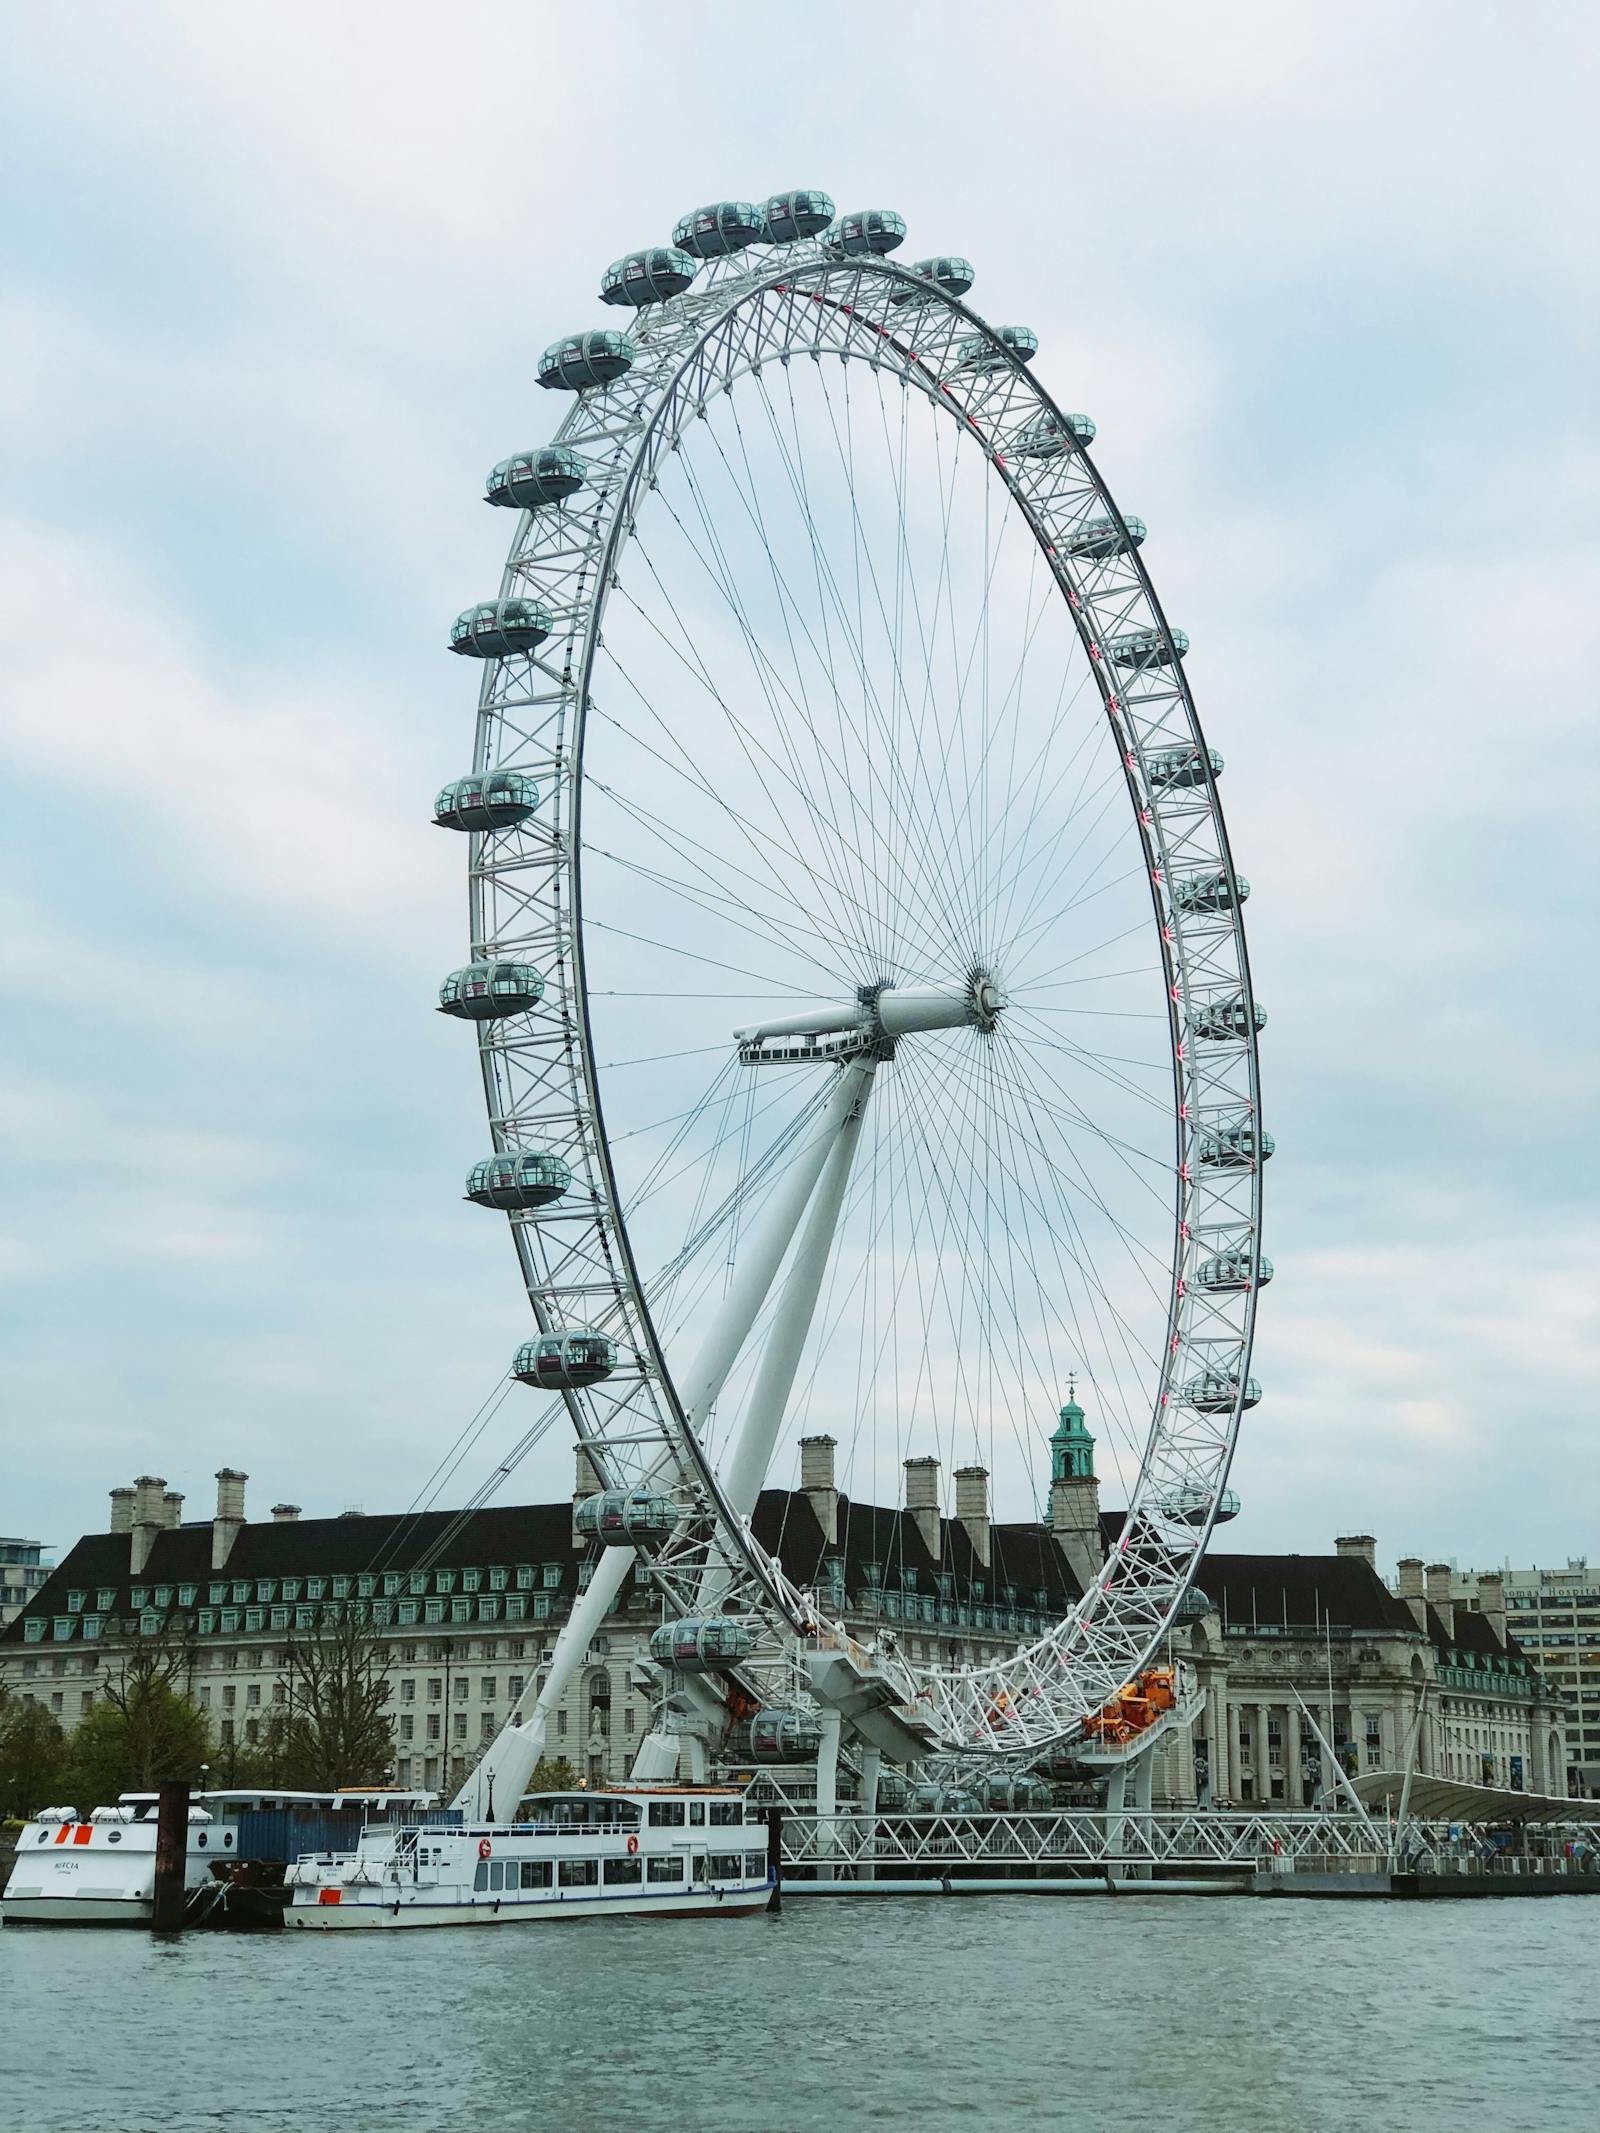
[478,1838,492,1861]
[626,1835,639,1856]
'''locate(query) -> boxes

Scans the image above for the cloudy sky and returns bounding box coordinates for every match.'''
[3,1,1595,1575]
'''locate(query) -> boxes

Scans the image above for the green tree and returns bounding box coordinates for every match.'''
[276,1611,394,1788]
[526,1754,580,1795]
[0,1689,68,1819]
[65,1685,210,1804]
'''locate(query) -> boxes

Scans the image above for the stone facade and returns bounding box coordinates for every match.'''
[1,1419,1565,1807]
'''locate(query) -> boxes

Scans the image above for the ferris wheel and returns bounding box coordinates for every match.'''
[434,193,1267,1796]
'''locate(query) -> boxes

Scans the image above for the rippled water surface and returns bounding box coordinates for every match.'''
[2,1893,1594,2132]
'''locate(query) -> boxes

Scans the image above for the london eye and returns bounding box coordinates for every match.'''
[433,193,1267,1812]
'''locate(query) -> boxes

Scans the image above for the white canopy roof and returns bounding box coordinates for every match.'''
[1350,1769,1600,1827]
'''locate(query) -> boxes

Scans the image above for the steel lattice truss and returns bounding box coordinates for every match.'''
[453,226,1265,1760]
[783,1812,1400,1873]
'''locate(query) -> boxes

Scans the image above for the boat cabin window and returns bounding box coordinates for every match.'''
[708,1800,743,1826]
[746,1852,766,1878]
[603,1856,642,1887]
[707,1852,745,1880]
[558,1859,598,1888]
[519,1860,552,1890]
[531,1794,639,1830]
[648,1801,685,1826]
[688,1802,706,1826]
[646,1855,684,1884]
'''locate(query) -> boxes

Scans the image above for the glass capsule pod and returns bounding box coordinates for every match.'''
[1065,514,1146,559]
[873,1770,912,1812]
[973,1772,1054,1812]
[572,1488,677,1547]
[484,446,588,511]
[512,1330,618,1389]
[747,1710,825,1763]
[673,201,765,257]
[1174,1586,1212,1623]
[1109,625,1189,668]
[1172,867,1249,915]
[600,246,698,307]
[437,961,546,1021]
[1182,1369,1263,1415]
[449,598,554,659]
[1195,1247,1274,1292]
[537,330,639,392]
[1014,408,1092,459]
[910,1782,981,1814]
[761,190,836,243]
[1191,992,1267,1041]
[1158,1483,1219,1525]
[648,1615,756,1671]
[464,1150,571,1210]
[1145,743,1222,792]
[1198,1118,1274,1167]
[888,254,975,304]
[824,207,907,256]
[432,771,540,833]
[954,324,1038,372]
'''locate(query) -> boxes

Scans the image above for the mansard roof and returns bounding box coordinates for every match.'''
[1200,1552,1422,1637]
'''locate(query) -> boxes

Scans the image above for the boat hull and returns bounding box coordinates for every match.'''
[288,1885,772,1929]
[2,1893,156,1926]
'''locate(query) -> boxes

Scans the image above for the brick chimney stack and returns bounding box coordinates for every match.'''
[271,1503,302,1524]
[130,1475,166,1575]
[212,1468,248,1571]
[1396,1557,1427,1632]
[162,1490,185,1529]
[799,1434,839,1546]
[954,1465,991,1569]
[1335,1534,1376,1567]
[1426,1563,1456,1642]
[108,1486,135,1536]
[903,1457,942,1559]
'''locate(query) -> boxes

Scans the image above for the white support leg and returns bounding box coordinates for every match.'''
[815,1707,842,1884]
[722,1061,876,1519]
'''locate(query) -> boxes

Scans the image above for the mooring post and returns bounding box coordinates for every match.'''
[152,1779,190,1932]
[766,1805,783,1912]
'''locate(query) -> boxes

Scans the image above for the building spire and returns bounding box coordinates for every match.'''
[1049,1382,1093,1483]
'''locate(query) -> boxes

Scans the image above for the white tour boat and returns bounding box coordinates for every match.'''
[286,1786,774,1929]
[3,1790,425,1926]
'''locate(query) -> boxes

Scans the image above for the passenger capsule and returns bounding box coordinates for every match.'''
[1182,1369,1262,1415]
[747,1710,824,1763]
[438,961,546,1021]
[1195,1247,1274,1292]
[824,208,907,257]
[648,1615,755,1671]
[1065,515,1146,560]
[1109,625,1189,668]
[1157,1483,1240,1526]
[1190,992,1267,1041]
[1172,867,1249,916]
[761,190,836,243]
[600,246,698,307]
[910,1782,981,1814]
[484,446,588,511]
[888,254,975,304]
[673,201,765,257]
[973,1772,1054,1812]
[954,324,1038,372]
[449,599,553,659]
[573,1488,677,1547]
[1145,743,1222,792]
[512,1330,618,1389]
[874,1770,912,1812]
[537,330,638,392]
[464,1150,571,1210]
[432,771,540,833]
[1197,1118,1274,1167]
[1174,1586,1212,1623]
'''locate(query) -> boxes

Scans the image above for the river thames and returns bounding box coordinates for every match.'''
[1,1894,1593,2132]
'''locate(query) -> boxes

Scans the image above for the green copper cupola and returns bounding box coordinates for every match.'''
[1050,1380,1095,1484]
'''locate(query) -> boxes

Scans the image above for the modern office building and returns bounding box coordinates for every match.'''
[1454,1560,1598,1797]
[0,1538,52,1628]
